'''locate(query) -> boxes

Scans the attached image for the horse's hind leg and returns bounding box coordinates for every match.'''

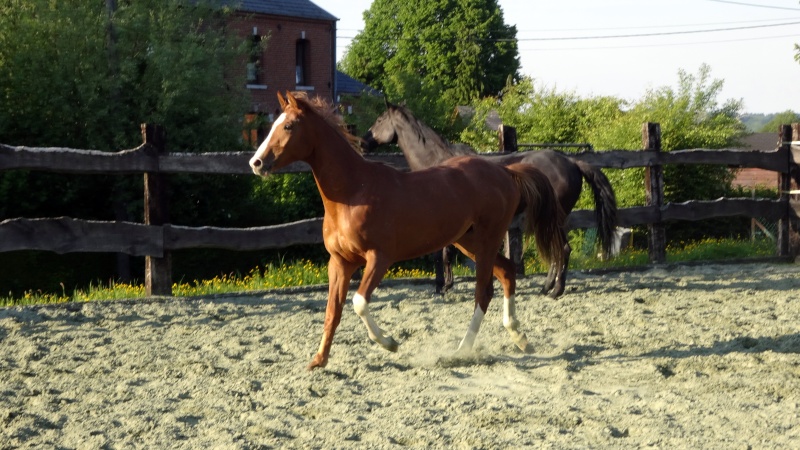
[542,229,570,299]
[454,228,530,353]
[491,254,533,353]
[443,245,456,293]
[546,234,571,299]
[433,249,445,295]
[541,263,557,295]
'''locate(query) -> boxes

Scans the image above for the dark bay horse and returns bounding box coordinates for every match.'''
[362,102,618,298]
[249,92,566,370]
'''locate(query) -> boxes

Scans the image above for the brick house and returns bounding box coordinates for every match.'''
[228,0,338,145]
[731,133,782,190]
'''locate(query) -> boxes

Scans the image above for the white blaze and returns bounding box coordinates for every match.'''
[249,112,287,170]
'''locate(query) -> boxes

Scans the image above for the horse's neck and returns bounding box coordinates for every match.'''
[394,116,474,170]
[305,125,369,202]
[395,125,450,170]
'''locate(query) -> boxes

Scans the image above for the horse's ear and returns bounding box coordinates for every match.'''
[277,92,287,110]
[286,91,299,109]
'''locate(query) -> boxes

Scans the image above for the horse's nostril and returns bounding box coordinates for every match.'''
[252,158,262,167]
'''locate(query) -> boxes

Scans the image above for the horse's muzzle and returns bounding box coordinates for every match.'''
[249,153,275,176]
[361,131,378,153]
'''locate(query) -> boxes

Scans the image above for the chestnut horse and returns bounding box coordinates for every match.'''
[250,92,566,370]
[362,102,618,298]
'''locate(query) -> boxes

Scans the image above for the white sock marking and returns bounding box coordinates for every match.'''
[503,295,530,351]
[353,293,394,349]
[458,307,485,352]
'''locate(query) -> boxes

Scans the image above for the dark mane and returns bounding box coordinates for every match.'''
[393,104,475,158]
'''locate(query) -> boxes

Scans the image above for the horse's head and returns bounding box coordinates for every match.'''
[250,92,312,177]
[361,100,400,153]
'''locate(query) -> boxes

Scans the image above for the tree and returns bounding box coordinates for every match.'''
[340,0,520,107]
[758,110,800,133]
[459,77,624,151]
[0,0,257,294]
[459,66,746,248]
[590,64,745,206]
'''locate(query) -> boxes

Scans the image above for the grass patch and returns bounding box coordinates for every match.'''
[0,238,777,307]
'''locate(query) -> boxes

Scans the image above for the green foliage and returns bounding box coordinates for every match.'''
[0,0,258,296]
[251,173,324,225]
[459,65,746,250]
[578,65,742,204]
[757,110,800,133]
[459,77,624,151]
[340,0,520,107]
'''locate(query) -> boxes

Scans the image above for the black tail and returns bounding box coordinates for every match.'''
[505,162,567,269]
[574,160,618,257]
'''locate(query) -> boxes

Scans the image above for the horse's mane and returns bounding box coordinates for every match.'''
[290,93,363,154]
[392,104,476,158]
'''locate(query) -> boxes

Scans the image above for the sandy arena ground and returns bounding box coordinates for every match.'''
[1,261,799,449]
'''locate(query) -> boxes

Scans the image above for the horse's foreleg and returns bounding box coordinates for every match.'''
[354,253,399,352]
[309,256,358,370]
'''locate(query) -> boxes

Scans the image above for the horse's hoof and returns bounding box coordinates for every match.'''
[307,354,328,370]
[382,336,400,352]
[521,342,535,354]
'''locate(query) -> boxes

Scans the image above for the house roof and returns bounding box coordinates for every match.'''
[336,71,381,97]
[740,132,780,151]
[234,0,337,22]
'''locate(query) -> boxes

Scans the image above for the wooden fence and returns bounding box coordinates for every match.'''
[2,123,799,296]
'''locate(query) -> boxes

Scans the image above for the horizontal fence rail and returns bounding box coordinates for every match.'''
[1,122,798,295]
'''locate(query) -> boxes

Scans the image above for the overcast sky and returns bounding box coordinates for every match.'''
[312,0,800,114]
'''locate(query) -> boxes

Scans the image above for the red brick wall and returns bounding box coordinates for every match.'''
[731,168,798,191]
[732,168,777,189]
[229,12,334,119]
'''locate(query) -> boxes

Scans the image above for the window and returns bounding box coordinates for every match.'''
[247,33,261,84]
[295,38,310,86]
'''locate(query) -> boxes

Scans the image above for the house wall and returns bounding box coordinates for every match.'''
[229,12,335,120]
[732,168,778,189]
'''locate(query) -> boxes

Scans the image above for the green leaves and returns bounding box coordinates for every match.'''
[340,0,520,107]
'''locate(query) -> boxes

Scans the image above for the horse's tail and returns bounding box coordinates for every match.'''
[505,162,567,268]
[574,160,619,258]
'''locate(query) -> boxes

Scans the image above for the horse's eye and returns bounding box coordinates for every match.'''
[283,124,292,131]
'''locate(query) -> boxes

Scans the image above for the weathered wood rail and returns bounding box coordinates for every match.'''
[1,123,798,295]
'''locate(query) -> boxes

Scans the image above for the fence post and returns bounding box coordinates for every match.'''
[643,122,666,263]
[499,124,517,152]
[499,125,524,275]
[777,124,793,257]
[142,123,172,296]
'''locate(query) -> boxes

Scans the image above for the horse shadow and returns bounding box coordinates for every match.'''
[502,332,800,374]
[568,262,800,296]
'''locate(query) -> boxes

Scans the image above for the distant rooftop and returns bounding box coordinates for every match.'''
[336,71,381,97]
[232,0,337,21]
[740,132,780,151]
